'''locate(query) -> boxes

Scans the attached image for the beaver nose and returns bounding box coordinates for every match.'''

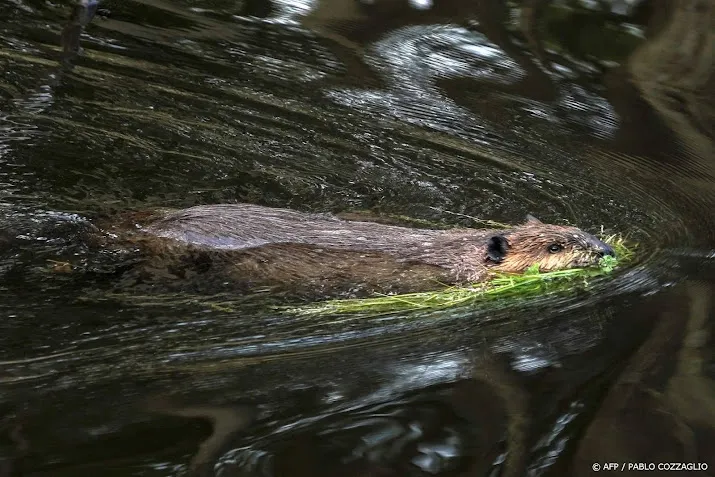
[597,243,616,257]
[588,237,615,257]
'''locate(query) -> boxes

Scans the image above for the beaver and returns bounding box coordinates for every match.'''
[114,203,614,291]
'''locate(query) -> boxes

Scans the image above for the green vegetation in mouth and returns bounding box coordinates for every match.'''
[289,234,636,316]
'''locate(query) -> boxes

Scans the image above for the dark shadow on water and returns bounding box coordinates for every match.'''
[5,277,715,476]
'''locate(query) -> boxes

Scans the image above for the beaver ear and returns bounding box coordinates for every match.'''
[487,235,509,263]
[525,214,542,224]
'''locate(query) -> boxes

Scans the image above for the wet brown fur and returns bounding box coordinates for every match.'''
[103,204,612,292]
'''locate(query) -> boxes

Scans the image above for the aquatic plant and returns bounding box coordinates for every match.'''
[288,234,635,316]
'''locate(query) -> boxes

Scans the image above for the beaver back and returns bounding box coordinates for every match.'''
[144,204,446,253]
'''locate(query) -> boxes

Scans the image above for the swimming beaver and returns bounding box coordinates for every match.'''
[123,203,614,289]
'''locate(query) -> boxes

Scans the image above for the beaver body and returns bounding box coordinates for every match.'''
[119,204,614,291]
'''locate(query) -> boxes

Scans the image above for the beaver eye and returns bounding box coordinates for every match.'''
[548,243,563,253]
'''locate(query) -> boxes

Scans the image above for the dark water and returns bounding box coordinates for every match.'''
[1,0,714,475]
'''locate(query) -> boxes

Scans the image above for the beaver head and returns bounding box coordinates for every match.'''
[484,215,615,274]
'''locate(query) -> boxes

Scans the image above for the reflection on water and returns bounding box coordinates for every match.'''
[0,0,714,475]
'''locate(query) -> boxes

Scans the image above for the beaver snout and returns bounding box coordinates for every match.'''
[591,239,615,258]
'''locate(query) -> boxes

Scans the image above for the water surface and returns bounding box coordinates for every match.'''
[1,0,714,476]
